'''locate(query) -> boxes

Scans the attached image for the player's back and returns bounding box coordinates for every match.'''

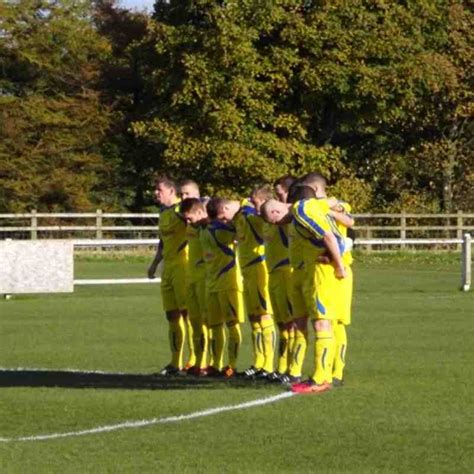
[186,223,206,283]
[159,203,188,264]
[292,198,345,261]
[200,221,242,293]
[233,199,266,269]
[263,222,289,273]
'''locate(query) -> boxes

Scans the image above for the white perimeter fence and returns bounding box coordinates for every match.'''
[1,211,474,242]
[71,235,472,292]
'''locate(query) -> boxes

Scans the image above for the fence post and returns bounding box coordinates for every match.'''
[457,210,463,250]
[400,211,406,249]
[31,209,37,240]
[366,228,372,253]
[96,209,103,239]
[461,233,471,292]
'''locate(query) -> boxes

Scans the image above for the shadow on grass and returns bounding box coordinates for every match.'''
[0,370,274,391]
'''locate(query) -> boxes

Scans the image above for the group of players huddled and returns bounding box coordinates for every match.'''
[148,173,354,394]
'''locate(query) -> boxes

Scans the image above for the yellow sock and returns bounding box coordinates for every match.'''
[261,318,275,373]
[287,326,295,370]
[277,327,290,374]
[211,324,225,371]
[169,317,185,369]
[227,323,242,369]
[312,325,335,385]
[333,322,347,380]
[185,317,196,367]
[289,327,307,377]
[208,327,214,368]
[251,321,264,369]
[196,322,208,369]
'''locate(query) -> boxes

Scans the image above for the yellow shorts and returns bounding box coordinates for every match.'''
[303,262,318,319]
[312,263,352,321]
[289,266,307,319]
[186,278,207,324]
[207,289,245,326]
[242,263,273,317]
[269,268,293,324]
[160,262,187,312]
[336,266,353,325]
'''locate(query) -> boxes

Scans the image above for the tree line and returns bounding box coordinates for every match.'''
[0,0,472,213]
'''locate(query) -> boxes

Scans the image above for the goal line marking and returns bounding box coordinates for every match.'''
[0,383,295,443]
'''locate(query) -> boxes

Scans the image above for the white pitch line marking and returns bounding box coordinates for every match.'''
[0,385,295,443]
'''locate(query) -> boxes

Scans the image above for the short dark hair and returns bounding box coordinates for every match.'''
[273,175,296,191]
[180,198,204,215]
[154,175,177,192]
[206,198,227,220]
[287,184,316,203]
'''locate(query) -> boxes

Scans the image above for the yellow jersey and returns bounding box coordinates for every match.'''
[233,199,265,269]
[158,201,188,265]
[292,198,345,260]
[200,221,242,293]
[335,200,354,266]
[263,222,290,273]
[185,223,206,283]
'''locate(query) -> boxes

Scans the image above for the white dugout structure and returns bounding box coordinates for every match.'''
[0,235,471,296]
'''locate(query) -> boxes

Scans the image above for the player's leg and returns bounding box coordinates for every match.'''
[255,263,275,375]
[223,289,244,376]
[196,279,209,373]
[333,266,353,385]
[269,270,292,376]
[172,265,194,369]
[244,278,274,377]
[185,282,200,372]
[160,265,185,374]
[206,292,225,374]
[292,263,336,394]
[333,321,347,385]
[287,268,308,381]
[242,269,264,375]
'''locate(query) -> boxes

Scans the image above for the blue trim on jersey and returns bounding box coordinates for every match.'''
[241,204,258,216]
[177,240,188,253]
[317,299,326,316]
[294,219,325,248]
[208,225,237,278]
[245,216,264,245]
[257,290,268,311]
[278,226,289,248]
[296,200,326,237]
[218,260,236,277]
[272,258,290,272]
[244,254,265,267]
[211,221,236,233]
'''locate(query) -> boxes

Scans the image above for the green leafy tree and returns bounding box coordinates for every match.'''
[131,0,345,198]
[0,0,115,212]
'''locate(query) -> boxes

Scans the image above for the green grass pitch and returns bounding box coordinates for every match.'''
[0,254,472,473]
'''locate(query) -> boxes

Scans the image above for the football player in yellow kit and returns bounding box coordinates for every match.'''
[215,198,275,378]
[178,180,209,375]
[148,176,188,375]
[251,180,295,382]
[301,173,354,386]
[261,191,352,393]
[180,198,244,377]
